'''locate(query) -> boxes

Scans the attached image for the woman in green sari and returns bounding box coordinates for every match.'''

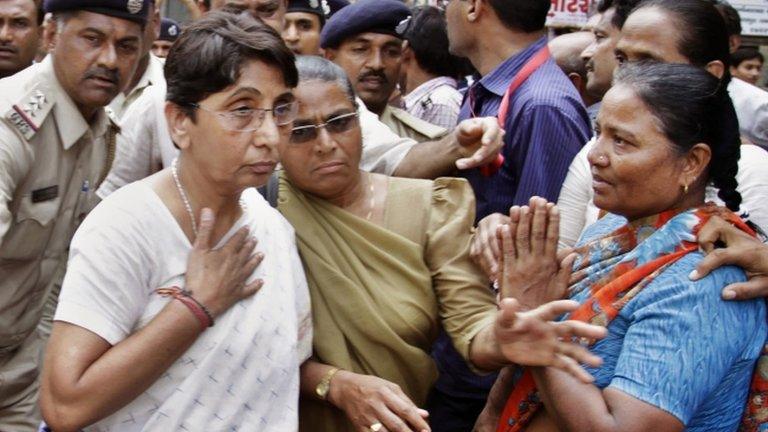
[278,56,606,432]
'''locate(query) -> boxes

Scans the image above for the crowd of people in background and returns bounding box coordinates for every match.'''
[1,0,768,431]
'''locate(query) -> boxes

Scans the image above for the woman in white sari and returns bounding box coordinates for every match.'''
[40,12,311,432]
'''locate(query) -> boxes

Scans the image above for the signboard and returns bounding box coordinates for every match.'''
[732,0,768,37]
[546,0,595,28]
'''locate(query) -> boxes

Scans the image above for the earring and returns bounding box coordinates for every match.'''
[683,184,689,195]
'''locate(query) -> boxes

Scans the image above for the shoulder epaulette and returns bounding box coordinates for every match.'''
[389,106,448,140]
[3,86,54,141]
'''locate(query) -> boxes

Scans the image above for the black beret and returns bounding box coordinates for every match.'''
[325,0,349,18]
[158,17,180,41]
[43,0,150,25]
[320,0,410,49]
[287,0,326,24]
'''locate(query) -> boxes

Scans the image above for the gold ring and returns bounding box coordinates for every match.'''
[370,422,383,432]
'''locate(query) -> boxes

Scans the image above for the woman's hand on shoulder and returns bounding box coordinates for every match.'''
[184,208,265,318]
[328,371,430,432]
[692,215,768,300]
[497,197,571,309]
[494,298,606,384]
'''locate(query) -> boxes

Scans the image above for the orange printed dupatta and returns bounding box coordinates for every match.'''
[496,205,767,432]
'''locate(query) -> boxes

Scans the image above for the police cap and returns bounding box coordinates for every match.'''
[288,0,326,24]
[320,0,410,49]
[43,0,151,25]
[324,0,349,18]
[159,17,180,41]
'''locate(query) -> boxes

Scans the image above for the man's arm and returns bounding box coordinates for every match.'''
[391,131,462,178]
[0,131,29,245]
[393,117,504,179]
[358,95,503,179]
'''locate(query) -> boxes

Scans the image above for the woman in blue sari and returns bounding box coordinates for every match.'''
[479,62,767,432]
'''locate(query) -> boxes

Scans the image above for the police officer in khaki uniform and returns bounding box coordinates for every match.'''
[320,0,449,143]
[0,1,147,429]
[108,0,164,119]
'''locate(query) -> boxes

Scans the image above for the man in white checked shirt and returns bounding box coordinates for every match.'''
[398,5,465,129]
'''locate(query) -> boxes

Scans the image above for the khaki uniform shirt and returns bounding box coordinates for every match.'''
[0,57,117,355]
[107,54,165,120]
[379,105,448,143]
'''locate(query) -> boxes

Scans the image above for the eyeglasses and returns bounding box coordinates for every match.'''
[289,112,360,144]
[189,101,298,132]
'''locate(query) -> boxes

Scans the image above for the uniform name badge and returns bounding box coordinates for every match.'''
[31,185,59,203]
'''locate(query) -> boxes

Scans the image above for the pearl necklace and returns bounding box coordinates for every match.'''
[171,157,199,236]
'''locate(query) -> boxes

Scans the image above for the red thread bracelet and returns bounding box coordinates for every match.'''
[156,286,214,330]
[176,295,214,329]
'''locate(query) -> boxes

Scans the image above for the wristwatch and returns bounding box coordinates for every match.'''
[316,367,341,401]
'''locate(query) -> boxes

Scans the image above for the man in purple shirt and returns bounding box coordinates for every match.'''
[448,0,591,221]
[428,1,592,430]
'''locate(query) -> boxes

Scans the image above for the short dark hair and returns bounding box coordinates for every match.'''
[631,0,731,70]
[35,0,43,26]
[551,34,590,81]
[614,61,742,212]
[711,0,742,37]
[732,46,764,67]
[165,10,298,119]
[610,0,642,29]
[403,6,466,79]
[597,0,614,13]
[487,0,550,33]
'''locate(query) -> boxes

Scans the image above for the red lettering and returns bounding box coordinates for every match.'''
[548,0,592,19]
[549,0,560,17]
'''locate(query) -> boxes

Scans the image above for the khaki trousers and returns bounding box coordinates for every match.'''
[0,330,44,432]
[0,263,63,432]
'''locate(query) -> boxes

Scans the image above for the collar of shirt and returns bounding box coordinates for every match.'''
[132,54,165,96]
[109,55,165,116]
[402,76,458,111]
[476,36,548,97]
[39,57,110,150]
